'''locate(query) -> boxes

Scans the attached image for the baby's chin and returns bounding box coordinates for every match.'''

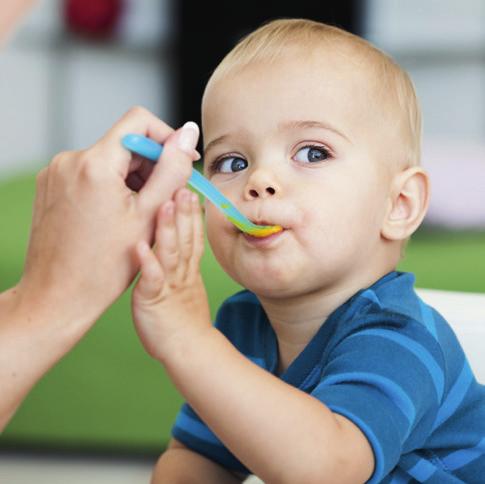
[231,266,306,299]
[244,281,313,301]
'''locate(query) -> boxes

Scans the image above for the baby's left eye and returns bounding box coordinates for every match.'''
[294,145,331,163]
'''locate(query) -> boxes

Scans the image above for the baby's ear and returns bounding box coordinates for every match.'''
[381,166,430,241]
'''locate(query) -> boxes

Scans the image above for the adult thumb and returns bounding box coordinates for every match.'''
[138,121,200,213]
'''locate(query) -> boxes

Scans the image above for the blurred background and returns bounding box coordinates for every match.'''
[0,0,484,480]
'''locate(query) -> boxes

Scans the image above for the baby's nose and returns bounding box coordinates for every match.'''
[244,166,281,200]
[247,185,276,199]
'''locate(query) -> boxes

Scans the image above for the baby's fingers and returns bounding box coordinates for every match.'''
[188,193,205,276]
[134,241,165,300]
[175,188,195,265]
[156,200,180,275]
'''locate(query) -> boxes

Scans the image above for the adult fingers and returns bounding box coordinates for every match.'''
[89,106,175,180]
[137,121,200,214]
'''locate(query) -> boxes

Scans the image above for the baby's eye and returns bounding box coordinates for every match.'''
[294,145,331,163]
[213,156,248,173]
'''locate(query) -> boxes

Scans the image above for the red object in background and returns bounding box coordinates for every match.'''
[64,0,124,40]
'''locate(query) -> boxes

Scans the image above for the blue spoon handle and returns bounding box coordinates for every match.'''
[122,134,246,225]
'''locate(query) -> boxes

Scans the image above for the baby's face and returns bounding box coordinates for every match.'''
[202,52,394,299]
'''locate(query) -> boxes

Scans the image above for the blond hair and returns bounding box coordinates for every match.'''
[204,18,421,169]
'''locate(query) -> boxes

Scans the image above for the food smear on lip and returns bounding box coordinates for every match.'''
[228,216,283,238]
[246,224,283,238]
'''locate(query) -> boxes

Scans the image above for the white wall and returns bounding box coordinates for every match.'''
[364,0,485,228]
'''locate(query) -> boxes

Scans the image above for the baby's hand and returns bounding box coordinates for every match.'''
[132,187,211,362]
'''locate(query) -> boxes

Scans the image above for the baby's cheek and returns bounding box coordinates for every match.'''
[296,205,350,259]
[296,206,327,244]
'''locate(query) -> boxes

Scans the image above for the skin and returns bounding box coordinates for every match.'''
[132,50,429,483]
[201,51,427,370]
[0,0,206,438]
[0,107,201,431]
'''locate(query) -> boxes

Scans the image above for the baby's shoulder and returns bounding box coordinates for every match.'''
[352,271,450,340]
[334,281,453,363]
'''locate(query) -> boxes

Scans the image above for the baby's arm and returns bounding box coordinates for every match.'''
[162,329,373,484]
[152,439,243,483]
[132,188,374,484]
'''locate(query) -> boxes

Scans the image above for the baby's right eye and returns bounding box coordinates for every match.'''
[213,156,248,173]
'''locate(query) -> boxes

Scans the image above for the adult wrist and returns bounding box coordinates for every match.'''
[12,279,97,348]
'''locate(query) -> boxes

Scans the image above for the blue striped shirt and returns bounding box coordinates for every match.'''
[172,271,485,482]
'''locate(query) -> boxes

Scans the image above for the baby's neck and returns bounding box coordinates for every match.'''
[258,269,393,374]
[260,287,346,374]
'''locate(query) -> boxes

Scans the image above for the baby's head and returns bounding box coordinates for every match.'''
[201,19,429,299]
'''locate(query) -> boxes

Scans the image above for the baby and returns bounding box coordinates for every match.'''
[132,19,485,483]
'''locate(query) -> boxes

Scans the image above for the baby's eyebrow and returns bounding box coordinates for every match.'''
[278,119,351,143]
[204,119,351,155]
[204,134,232,156]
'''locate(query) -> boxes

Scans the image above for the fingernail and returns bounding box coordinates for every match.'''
[178,121,199,154]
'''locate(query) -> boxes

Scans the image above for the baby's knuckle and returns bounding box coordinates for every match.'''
[168,280,180,291]
[181,236,192,249]
[165,257,179,272]
[185,271,196,285]
[167,246,179,258]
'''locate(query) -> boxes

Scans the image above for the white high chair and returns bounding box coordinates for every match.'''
[416,288,485,383]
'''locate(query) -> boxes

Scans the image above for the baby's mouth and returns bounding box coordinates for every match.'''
[240,220,287,238]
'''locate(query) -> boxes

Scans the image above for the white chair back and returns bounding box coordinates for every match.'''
[416,288,485,383]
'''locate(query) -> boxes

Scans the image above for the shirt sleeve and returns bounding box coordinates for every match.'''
[311,313,445,483]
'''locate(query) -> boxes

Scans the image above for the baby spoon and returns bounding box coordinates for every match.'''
[122,134,282,238]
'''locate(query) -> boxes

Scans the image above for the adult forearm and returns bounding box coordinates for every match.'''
[0,286,94,432]
[0,108,200,432]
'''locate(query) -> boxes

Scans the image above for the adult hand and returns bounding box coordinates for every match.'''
[0,107,200,430]
[19,106,200,331]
